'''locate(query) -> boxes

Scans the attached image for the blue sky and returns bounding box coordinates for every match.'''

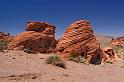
[0,0,124,37]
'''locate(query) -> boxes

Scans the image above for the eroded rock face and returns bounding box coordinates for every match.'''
[56,20,102,64]
[102,47,115,62]
[8,22,57,53]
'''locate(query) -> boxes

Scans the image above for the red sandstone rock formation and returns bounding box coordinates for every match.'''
[56,20,102,64]
[111,36,124,46]
[25,22,56,35]
[102,47,115,62]
[8,22,57,53]
[115,36,124,43]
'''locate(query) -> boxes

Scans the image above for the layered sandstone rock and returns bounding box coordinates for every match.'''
[8,22,57,53]
[56,20,102,64]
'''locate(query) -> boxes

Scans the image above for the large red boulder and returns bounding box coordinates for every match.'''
[56,20,102,64]
[8,22,57,53]
[25,22,56,35]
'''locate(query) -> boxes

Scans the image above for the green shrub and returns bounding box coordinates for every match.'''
[46,55,66,68]
[0,39,8,50]
[106,61,113,64]
[68,52,86,63]
[24,48,33,54]
[112,44,124,59]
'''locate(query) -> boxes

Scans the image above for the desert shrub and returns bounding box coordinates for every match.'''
[24,47,33,54]
[68,52,86,63]
[0,39,8,50]
[106,61,113,64]
[101,42,111,48]
[46,55,66,68]
[112,44,124,59]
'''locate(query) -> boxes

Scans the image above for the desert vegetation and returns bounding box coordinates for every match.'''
[68,52,86,63]
[45,55,66,68]
[24,48,33,54]
[0,39,9,50]
[112,44,124,59]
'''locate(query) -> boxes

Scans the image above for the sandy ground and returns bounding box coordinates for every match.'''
[0,50,124,82]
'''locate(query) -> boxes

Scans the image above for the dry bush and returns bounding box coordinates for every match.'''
[68,52,86,63]
[24,48,33,54]
[46,55,66,68]
[112,44,124,59]
[0,39,8,50]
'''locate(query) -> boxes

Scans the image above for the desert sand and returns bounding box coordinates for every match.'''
[0,50,124,82]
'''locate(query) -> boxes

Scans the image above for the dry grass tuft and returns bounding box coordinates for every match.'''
[46,55,66,68]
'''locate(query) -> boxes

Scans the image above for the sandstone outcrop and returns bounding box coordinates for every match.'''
[115,36,124,43]
[56,20,102,64]
[25,22,56,35]
[111,36,124,46]
[8,22,57,53]
[102,47,115,62]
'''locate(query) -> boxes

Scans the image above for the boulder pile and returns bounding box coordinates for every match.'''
[8,22,57,53]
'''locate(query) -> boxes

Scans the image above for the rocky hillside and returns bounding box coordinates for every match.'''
[95,35,113,48]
